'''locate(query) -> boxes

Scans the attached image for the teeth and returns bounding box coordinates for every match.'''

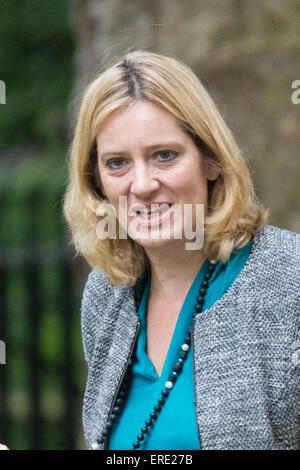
[137,204,172,219]
[140,211,160,219]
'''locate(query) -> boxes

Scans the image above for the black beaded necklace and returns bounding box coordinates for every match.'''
[93,260,216,450]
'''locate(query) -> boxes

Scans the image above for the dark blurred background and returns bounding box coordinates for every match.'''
[0,0,299,450]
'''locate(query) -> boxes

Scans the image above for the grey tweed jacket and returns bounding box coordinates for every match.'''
[80,224,300,450]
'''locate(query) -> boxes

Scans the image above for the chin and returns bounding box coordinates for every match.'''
[133,231,181,249]
[136,238,173,248]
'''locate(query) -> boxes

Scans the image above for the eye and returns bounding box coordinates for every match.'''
[105,157,126,170]
[155,150,178,162]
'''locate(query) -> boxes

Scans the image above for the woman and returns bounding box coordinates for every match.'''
[62,50,299,450]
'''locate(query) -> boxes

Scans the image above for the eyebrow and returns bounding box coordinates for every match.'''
[98,141,184,160]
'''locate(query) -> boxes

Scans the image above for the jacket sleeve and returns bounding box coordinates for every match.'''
[80,271,94,365]
[80,268,106,365]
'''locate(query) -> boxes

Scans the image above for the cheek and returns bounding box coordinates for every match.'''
[101,175,127,202]
[169,167,206,196]
[166,166,192,189]
[176,176,208,207]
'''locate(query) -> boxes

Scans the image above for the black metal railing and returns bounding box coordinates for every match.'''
[0,187,85,450]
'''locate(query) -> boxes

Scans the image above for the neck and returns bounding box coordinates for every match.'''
[144,242,206,302]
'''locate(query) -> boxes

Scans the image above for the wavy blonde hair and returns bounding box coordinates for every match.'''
[63,49,269,286]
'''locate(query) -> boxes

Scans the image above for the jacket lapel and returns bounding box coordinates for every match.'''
[88,284,139,448]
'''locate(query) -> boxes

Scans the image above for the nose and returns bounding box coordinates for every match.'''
[130,163,160,198]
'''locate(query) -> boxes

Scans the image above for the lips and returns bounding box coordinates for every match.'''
[129,202,173,217]
[137,204,172,217]
[132,203,174,226]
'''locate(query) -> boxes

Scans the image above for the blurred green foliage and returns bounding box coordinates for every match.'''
[0,1,85,449]
[0,156,86,449]
[0,0,74,149]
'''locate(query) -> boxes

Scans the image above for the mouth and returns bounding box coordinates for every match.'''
[134,203,174,226]
[136,203,173,217]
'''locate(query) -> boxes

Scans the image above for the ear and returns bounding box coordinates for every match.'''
[203,159,220,182]
[207,169,220,181]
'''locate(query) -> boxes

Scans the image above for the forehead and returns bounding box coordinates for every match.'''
[96,100,188,145]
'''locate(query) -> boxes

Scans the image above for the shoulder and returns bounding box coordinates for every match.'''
[81,268,126,332]
[80,269,119,363]
[251,224,299,272]
[246,224,299,324]
[250,224,300,294]
[216,224,299,326]
[80,268,138,364]
[254,223,299,251]
[80,269,112,332]
[81,268,113,307]
[81,268,139,311]
[80,267,138,331]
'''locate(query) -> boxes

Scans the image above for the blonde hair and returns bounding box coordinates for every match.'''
[63,49,269,286]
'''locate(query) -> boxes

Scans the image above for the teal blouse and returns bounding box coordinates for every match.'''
[108,240,253,450]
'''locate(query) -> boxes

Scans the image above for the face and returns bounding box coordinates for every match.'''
[96,100,219,250]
